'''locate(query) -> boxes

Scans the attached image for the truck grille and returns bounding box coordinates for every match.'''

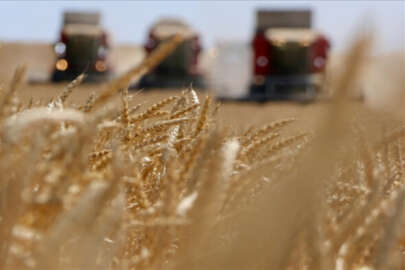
[65,35,101,70]
[270,43,310,75]
[156,40,193,75]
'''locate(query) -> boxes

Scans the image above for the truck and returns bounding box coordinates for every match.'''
[51,11,112,82]
[248,9,330,102]
[137,18,205,89]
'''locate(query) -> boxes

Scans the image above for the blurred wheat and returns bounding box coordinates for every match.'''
[0,32,404,270]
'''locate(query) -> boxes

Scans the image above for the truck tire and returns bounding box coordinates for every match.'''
[51,70,66,82]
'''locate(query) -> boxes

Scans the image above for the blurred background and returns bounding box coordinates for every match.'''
[0,1,403,53]
[0,1,403,106]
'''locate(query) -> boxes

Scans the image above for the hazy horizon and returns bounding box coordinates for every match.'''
[0,1,403,54]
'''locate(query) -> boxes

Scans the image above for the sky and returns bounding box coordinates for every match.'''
[0,1,403,53]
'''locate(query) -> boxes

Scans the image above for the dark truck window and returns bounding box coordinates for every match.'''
[270,42,311,75]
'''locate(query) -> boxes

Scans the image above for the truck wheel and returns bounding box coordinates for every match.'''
[51,70,65,82]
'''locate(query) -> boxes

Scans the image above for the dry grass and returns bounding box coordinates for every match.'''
[0,33,404,270]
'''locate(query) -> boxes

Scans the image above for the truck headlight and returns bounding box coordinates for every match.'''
[314,57,325,69]
[256,56,269,67]
[98,46,107,57]
[95,60,107,72]
[55,59,68,71]
[54,42,66,55]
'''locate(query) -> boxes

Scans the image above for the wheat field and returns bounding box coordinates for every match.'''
[0,34,404,270]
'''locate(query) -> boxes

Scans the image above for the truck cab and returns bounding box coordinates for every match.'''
[138,18,205,89]
[250,10,330,101]
[51,12,112,82]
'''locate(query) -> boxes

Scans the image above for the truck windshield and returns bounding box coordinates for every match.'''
[270,42,310,75]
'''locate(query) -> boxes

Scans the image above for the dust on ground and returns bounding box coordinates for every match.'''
[0,41,403,130]
[0,41,329,133]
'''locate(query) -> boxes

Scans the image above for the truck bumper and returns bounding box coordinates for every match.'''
[249,74,320,102]
[51,69,112,83]
[136,73,206,89]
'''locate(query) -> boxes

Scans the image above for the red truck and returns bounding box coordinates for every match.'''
[137,18,205,89]
[249,9,330,101]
